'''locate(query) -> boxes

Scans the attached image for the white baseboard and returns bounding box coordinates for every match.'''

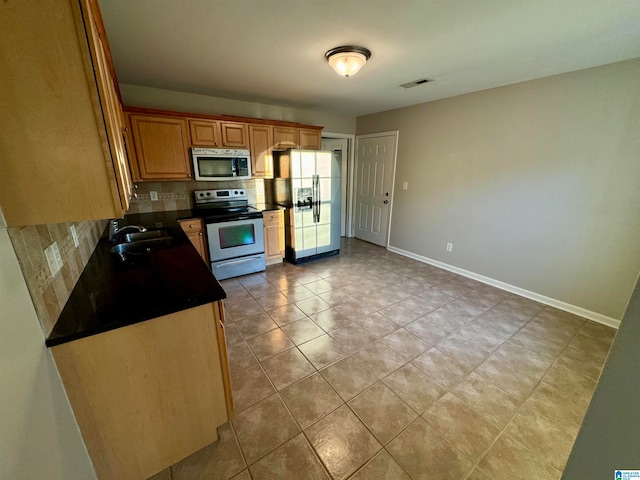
[387,245,621,329]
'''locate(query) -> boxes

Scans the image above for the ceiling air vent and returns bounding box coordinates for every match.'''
[400,78,433,89]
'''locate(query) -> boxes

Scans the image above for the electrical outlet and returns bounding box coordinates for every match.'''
[44,242,62,276]
[446,242,453,252]
[402,181,408,190]
[150,191,159,201]
[70,225,80,247]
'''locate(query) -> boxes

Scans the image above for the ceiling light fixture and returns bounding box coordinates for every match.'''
[325,46,371,78]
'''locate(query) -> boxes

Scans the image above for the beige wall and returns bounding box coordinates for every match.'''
[0,214,95,479]
[120,84,357,134]
[356,59,640,320]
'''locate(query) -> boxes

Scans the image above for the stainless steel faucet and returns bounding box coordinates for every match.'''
[109,220,147,242]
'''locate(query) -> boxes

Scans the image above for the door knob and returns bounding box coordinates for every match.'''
[383,200,389,204]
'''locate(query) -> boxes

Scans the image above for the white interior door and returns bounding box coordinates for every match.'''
[321,138,349,236]
[354,133,397,246]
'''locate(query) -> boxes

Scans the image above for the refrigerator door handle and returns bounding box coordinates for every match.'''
[312,175,315,222]
[316,175,321,221]
[312,174,318,223]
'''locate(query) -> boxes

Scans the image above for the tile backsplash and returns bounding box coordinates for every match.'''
[8,219,107,335]
[7,180,266,336]
[127,179,267,214]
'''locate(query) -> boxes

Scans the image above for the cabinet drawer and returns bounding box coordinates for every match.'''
[179,218,204,233]
[263,210,281,225]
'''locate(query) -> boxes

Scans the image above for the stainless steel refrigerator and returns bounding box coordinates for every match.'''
[267,149,341,263]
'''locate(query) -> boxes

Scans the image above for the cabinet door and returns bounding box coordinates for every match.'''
[84,0,133,211]
[0,0,131,225]
[273,126,299,150]
[248,124,273,178]
[220,121,248,148]
[128,114,192,180]
[299,128,322,150]
[189,119,220,147]
[263,210,284,264]
[213,301,234,417]
[178,218,209,264]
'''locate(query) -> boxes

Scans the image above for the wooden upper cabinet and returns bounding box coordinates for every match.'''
[84,0,133,212]
[299,128,322,150]
[0,0,133,225]
[273,126,299,150]
[128,113,192,181]
[220,121,248,148]
[248,125,273,178]
[189,119,248,148]
[189,119,220,147]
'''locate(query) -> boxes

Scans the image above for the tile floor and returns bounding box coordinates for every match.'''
[156,238,616,480]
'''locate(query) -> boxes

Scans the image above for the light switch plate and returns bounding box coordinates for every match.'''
[44,242,62,276]
[70,225,80,247]
[402,182,408,190]
[150,191,159,201]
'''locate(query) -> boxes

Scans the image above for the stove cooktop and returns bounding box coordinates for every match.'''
[193,188,262,223]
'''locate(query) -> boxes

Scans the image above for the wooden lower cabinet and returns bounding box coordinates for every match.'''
[179,218,209,264]
[51,302,232,480]
[263,209,284,265]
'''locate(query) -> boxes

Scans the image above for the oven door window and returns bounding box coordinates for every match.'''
[218,224,255,249]
[197,157,235,178]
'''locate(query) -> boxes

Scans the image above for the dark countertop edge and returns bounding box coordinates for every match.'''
[45,209,227,348]
[44,293,225,347]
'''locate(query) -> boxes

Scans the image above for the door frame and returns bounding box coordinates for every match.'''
[322,132,356,237]
[354,131,400,248]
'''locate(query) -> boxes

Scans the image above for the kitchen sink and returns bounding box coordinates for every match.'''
[111,237,175,254]
[110,232,176,264]
[121,228,173,243]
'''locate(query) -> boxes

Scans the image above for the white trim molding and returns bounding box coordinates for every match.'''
[388,245,621,329]
[323,132,356,237]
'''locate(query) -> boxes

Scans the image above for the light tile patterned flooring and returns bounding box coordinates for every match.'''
[160,238,616,480]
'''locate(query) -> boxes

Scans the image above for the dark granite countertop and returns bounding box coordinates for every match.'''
[254,203,286,211]
[45,210,226,347]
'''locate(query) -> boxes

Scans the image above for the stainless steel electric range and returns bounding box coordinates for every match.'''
[194,189,266,280]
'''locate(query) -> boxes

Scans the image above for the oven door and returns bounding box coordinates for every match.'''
[206,217,264,261]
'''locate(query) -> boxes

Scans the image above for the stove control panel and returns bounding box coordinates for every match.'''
[194,189,247,204]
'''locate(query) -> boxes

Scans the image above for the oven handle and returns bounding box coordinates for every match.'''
[216,255,264,267]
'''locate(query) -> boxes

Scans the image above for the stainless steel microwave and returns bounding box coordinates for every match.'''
[191,148,252,181]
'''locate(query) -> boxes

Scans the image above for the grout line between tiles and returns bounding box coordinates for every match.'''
[220,238,604,479]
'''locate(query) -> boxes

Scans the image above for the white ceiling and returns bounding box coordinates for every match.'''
[98,0,640,117]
